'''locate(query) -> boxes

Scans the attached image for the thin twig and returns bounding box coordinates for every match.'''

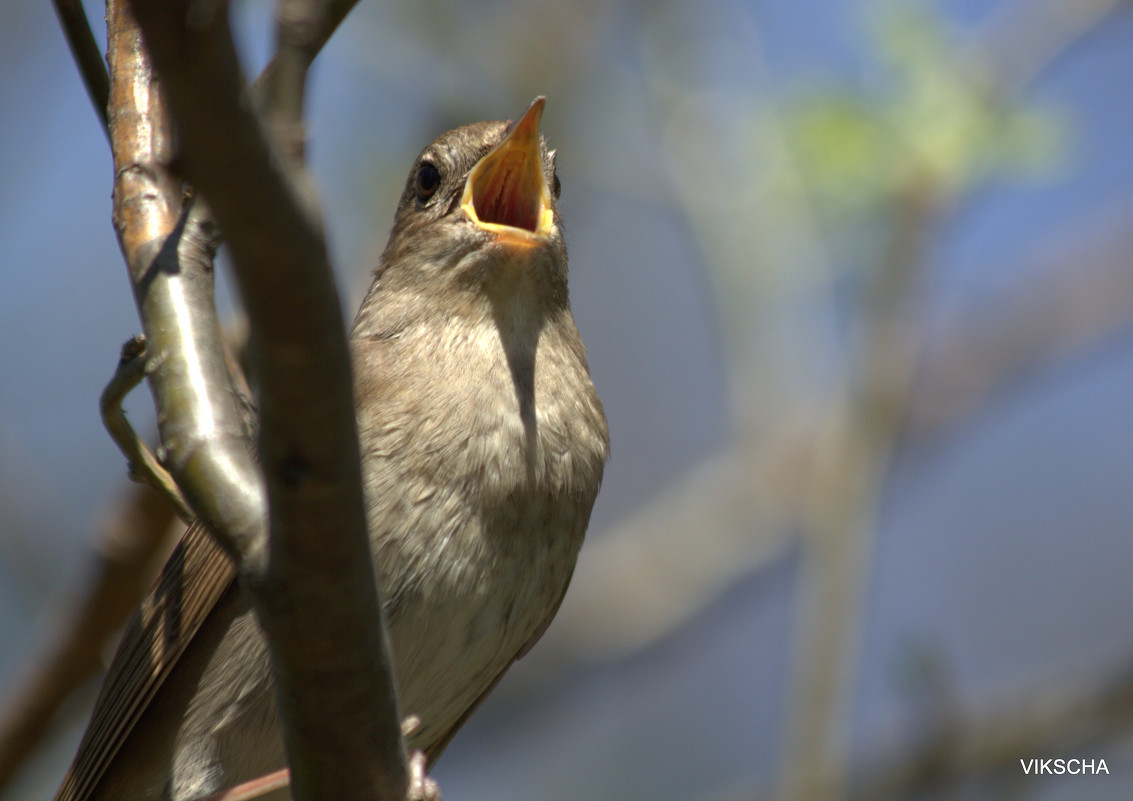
[51,0,110,134]
[195,768,292,801]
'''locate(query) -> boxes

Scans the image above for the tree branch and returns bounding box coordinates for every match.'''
[123,1,406,799]
[255,0,360,160]
[107,0,263,561]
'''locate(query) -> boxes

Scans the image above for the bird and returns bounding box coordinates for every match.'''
[54,96,610,801]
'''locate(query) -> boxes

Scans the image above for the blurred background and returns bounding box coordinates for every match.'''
[3,0,1133,799]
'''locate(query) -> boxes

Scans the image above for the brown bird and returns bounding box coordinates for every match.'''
[54,97,609,801]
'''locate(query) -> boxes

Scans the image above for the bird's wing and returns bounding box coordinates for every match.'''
[54,520,237,801]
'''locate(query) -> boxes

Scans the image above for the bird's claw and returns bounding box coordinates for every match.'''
[406,750,440,801]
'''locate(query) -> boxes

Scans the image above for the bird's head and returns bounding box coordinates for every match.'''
[375,98,565,292]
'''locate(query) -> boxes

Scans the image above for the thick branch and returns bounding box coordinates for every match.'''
[124,1,406,800]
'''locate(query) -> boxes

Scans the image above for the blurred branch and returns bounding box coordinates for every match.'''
[774,6,1128,794]
[964,0,1132,97]
[768,2,1130,797]
[626,2,1133,800]
[777,182,936,801]
[255,0,359,159]
[539,440,802,666]
[544,0,1133,683]
[0,482,181,795]
[51,0,352,148]
[124,1,408,801]
[908,202,1133,440]
[733,655,1133,800]
[849,655,1133,800]
[51,0,110,134]
[541,194,1133,669]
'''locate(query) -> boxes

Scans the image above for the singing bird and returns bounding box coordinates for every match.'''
[55,97,609,801]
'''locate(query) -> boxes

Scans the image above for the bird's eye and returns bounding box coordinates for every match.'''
[415,162,441,202]
[552,172,561,198]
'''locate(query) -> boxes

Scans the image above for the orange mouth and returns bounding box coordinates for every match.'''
[461,97,554,246]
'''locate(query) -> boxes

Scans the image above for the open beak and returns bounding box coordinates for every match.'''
[460,97,555,247]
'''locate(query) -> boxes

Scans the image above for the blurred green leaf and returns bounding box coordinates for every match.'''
[779,1,1070,218]
[791,95,889,207]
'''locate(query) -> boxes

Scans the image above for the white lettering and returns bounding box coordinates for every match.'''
[1020,757,1109,775]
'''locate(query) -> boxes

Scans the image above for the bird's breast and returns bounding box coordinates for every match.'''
[354,311,606,752]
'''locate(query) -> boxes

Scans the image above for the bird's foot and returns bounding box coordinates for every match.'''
[406,751,440,801]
